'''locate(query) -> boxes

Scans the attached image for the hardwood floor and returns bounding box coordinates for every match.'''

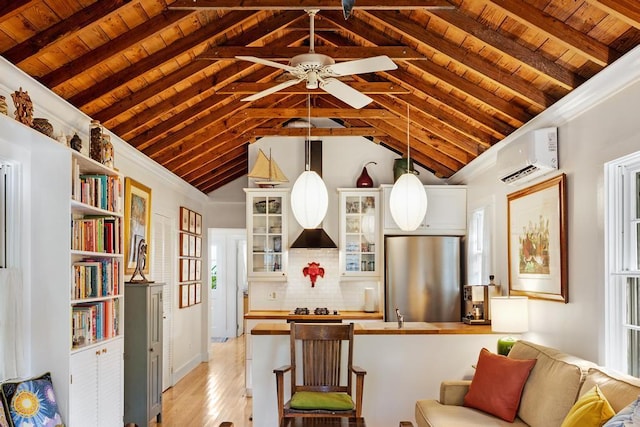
[149,336,252,427]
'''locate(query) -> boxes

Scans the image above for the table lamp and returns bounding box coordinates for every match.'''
[490,296,529,355]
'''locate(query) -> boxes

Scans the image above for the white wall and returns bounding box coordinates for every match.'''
[452,46,640,364]
[0,57,211,384]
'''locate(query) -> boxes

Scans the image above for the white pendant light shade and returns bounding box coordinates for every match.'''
[291,170,328,229]
[389,172,427,231]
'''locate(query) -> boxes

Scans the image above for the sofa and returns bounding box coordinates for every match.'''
[409,340,640,427]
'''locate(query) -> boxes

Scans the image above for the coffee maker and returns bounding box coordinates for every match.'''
[463,277,500,324]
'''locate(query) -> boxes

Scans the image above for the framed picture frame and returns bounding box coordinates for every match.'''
[188,283,196,305]
[180,233,189,257]
[180,207,190,232]
[195,259,202,281]
[195,236,201,258]
[195,282,202,304]
[124,177,152,275]
[189,210,196,233]
[189,259,196,281]
[507,173,568,302]
[179,284,189,308]
[189,234,196,257]
[180,258,189,282]
[195,213,202,235]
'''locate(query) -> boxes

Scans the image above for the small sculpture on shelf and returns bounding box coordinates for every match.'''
[70,132,82,152]
[11,87,33,127]
[0,95,8,115]
[129,239,153,283]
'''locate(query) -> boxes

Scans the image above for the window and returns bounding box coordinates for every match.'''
[605,153,640,377]
[467,199,494,286]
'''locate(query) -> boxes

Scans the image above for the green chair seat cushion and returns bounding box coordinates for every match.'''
[290,391,354,411]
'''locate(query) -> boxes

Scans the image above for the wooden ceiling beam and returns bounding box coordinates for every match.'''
[168,0,454,11]
[586,0,640,30]
[243,127,387,137]
[68,10,259,108]
[40,10,194,88]
[487,0,619,67]
[3,0,130,64]
[428,8,583,90]
[240,108,399,119]
[199,46,426,60]
[100,29,307,126]
[366,10,556,109]
[181,144,248,183]
[0,1,35,21]
[217,81,410,95]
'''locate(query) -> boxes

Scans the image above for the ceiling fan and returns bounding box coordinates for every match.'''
[235,9,397,109]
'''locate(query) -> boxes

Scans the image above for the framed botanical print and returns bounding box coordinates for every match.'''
[195,259,202,281]
[189,210,196,233]
[180,233,189,257]
[195,213,202,235]
[180,206,189,232]
[180,284,189,308]
[188,283,196,305]
[507,174,568,302]
[195,282,202,304]
[189,259,196,281]
[189,234,196,257]
[195,236,201,258]
[124,177,151,275]
[180,258,189,282]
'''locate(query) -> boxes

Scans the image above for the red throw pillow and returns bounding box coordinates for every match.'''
[463,348,537,422]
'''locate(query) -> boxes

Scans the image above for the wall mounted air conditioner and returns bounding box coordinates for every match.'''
[498,127,558,185]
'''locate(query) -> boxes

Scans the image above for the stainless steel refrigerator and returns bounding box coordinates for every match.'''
[384,235,463,322]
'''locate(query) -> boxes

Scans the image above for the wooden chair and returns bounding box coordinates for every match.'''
[274,323,366,424]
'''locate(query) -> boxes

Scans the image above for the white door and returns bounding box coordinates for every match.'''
[152,213,174,391]
[209,229,246,339]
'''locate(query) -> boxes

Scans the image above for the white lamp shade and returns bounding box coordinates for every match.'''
[389,173,427,231]
[290,170,328,229]
[491,296,529,333]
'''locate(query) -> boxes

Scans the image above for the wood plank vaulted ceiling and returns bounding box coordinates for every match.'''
[1,1,639,194]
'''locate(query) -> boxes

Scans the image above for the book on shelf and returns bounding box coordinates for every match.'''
[72,299,120,349]
[71,163,122,213]
[73,258,120,299]
[71,216,122,253]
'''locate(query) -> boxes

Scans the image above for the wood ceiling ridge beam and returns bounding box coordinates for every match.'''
[241,108,400,119]
[216,82,410,94]
[40,9,194,88]
[365,10,556,109]
[199,46,426,60]
[3,0,130,64]
[586,0,640,30]
[95,12,306,123]
[487,0,619,67]
[0,0,34,21]
[68,10,259,108]
[428,8,583,90]
[168,0,453,11]
[245,127,387,137]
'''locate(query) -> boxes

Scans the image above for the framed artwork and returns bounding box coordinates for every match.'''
[180,207,189,232]
[179,284,189,308]
[188,283,196,305]
[124,177,151,275]
[195,213,202,235]
[180,233,189,257]
[189,234,196,257]
[507,173,568,302]
[180,259,189,282]
[189,259,196,281]
[195,236,201,258]
[189,210,196,233]
[195,282,202,304]
[195,259,202,281]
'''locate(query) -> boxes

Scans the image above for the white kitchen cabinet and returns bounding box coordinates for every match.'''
[382,184,467,235]
[244,188,289,280]
[337,188,381,279]
[69,338,124,427]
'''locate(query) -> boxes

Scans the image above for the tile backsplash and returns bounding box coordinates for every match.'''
[249,249,381,312]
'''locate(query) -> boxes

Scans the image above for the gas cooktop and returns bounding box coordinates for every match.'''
[292,307,339,315]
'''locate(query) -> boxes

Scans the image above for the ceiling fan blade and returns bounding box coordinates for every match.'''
[327,56,397,76]
[320,78,373,109]
[235,56,297,73]
[241,78,304,102]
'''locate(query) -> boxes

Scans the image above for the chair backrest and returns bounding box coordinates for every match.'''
[289,322,355,396]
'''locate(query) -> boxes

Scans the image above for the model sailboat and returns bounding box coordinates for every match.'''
[248,149,289,187]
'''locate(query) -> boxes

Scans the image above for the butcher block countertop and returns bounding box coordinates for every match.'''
[244,310,383,321]
[251,321,494,335]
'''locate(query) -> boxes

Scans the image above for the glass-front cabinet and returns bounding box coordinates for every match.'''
[245,188,288,280]
[338,188,381,279]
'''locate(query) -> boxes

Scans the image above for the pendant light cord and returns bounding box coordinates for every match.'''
[406,103,411,165]
[306,94,311,172]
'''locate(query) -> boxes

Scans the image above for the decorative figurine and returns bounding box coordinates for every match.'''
[70,132,82,152]
[129,239,152,283]
[11,87,33,127]
[303,261,324,287]
[0,95,8,115]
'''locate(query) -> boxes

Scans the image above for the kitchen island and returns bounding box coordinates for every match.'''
[251,322,508,427]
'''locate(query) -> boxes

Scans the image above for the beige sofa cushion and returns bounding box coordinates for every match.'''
[508,341,595,427]
[581,367,640,412]
[415,399,528,427]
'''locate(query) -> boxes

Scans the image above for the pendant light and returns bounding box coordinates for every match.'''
[290,95,329,229]
[389,104,427,231]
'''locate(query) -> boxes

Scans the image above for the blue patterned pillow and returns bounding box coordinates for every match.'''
[0,372,64,427]
[603,396,640,427]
